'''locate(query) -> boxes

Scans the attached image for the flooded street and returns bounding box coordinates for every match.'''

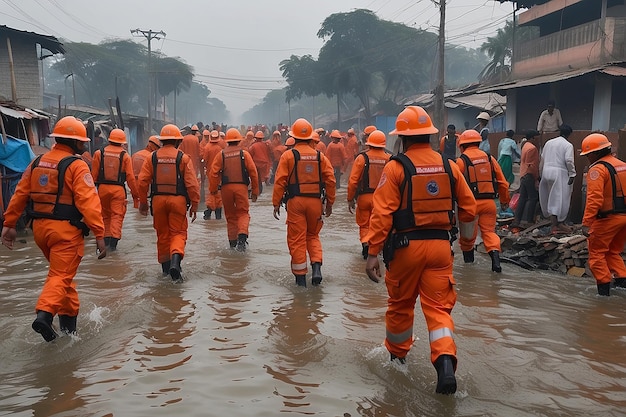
[1,186,626,417]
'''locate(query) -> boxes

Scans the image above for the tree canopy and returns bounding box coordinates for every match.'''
[279,9,486,123]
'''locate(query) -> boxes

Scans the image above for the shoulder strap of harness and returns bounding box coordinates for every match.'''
[594,160,626,216]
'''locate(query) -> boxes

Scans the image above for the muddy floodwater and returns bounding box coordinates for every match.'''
[1,187,626,417]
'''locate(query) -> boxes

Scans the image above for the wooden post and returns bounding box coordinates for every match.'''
[6,37,18,102]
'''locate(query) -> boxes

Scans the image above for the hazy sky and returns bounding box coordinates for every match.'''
[2,0,515,122]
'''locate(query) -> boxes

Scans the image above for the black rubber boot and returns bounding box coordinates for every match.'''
[109,238,118,252]
[462,249,474,263]
[361,243,369,260]
[104,237,111,249]
[489,250,502,273]
[229,240,237,248]
[236,234,248,252]
[215,208,222,220]
[203,209,212,220]
[295,274,306,287]
[434,354,457,395]
[161,260,171,276]
[32,310,58,342]
[598,282,611,296]
[390,353,406,364]
[311,262,323,286]
[170,253,183,281]
[59,315,77,335]
[614,278,626,288]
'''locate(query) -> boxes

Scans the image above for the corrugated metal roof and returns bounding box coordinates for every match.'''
[0,25,64,54]
[474,65,612,93]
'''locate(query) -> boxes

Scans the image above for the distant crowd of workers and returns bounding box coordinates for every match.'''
[2,105,626,396]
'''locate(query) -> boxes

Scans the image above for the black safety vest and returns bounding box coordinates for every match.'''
[594,160,626,217]
[285,149,324,199]
[150,151,189,200]
[459,151,498,199]
[96,149,126,187]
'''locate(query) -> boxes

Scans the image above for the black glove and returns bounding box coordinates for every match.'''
[568,177,575,185]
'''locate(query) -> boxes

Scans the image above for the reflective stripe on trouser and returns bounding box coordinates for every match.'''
[384,239,457,364]
[205,188,223,210]
[286,196,324,275]
[152,195,189,263]
[33,218,83,316]
[355,193,374,242]
[588,214,626,284]
[98,184,128,239]
[221,184,250,240]
[459,199,501,252]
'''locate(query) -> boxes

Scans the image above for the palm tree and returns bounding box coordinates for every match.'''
[479,20,515,83]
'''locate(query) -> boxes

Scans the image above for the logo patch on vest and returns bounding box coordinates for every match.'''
[589,170,600,181]
[426,180,440,196]
[304,163,314,173]
[84,173,95,187]
[38,174,49,187]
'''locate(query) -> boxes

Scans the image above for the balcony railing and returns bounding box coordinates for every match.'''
[514,19,604,61]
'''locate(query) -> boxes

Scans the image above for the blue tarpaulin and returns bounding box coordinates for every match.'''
[0,134,36,173]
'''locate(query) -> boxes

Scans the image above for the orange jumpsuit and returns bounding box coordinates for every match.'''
[137,144,200,264]
[272,142,336,275]
[208,145,259,242]
[92,145,139,241]
[347,148,391,242]
[178,134,201,178]
[344,134,360,179]
[2,143,105,317]
[132,148,152,179]
[583,155,626,285]
[249,139,272,184]
[366,142,476,363]
[455,146,510,253]
[203,140,224,211]
[315,141,327,154]
[325,140,348,188]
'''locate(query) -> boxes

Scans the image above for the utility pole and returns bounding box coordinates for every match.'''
[130,28,166,135]
[433,0,446,149]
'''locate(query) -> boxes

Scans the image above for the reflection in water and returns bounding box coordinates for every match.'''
[2,197,626,416]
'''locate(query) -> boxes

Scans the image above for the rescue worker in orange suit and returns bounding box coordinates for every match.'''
[455,129,510,273]
[178,124,201,179]
[91,128,139,251]
[347,130,391,259]
[580,133,626,296]
[1,116,107,342]
[131,135,160,207]
[202,130,224,220]
[272,118,336,287]
[365,106,477,395]
[325,130,348,189]
[208,128,259,251]
[344,128,360,177]
[137,124,200,280]
[361,125,377,149]
[248,130,272,194]
[271,133,288,184]
[312,130,327,154]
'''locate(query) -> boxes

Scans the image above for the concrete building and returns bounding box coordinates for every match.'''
[0,25,64,110]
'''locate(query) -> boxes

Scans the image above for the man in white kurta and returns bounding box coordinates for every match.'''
[539,124,576,232]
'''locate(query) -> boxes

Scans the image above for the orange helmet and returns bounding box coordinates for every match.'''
[458,129,482,147]
[580,133,612,155]
[364,125,376,135]
[225,128,243,142]
[285,137,296,146]
[330,129,342,139]
[191,124,199,131]
[148,135,160,147]
[50,116,90,142]
[254,131,265,139]
[203,129,211,137]
[107,128,127,144]
[246,131,254,139]
[365,130,386,148]
[272,130,281,137]
[290,118,313,140]
[348,128,355,135]
[159,124,183,140]
[389,106,438,136]
[311,131,320,142]
[210,130,220,141]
